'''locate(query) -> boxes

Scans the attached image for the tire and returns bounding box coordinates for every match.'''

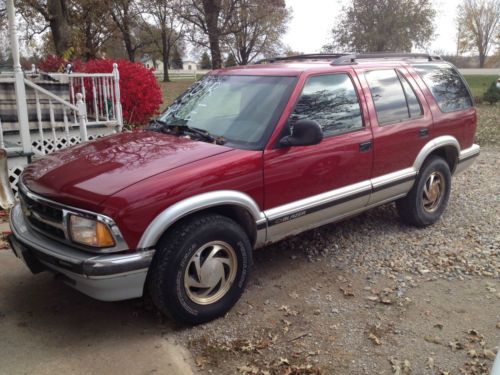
[148,214,252,325]
[396,156,451,227]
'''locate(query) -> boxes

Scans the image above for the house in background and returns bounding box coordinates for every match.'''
[183,61,198,70]
[140,55,164,72]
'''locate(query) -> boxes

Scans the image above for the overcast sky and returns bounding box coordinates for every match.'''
[283,0,459,55]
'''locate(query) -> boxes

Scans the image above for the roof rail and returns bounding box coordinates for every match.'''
[256,53,348,64]
[331,52,443,65]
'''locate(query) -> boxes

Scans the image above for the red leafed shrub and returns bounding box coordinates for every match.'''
[83,59,162,125]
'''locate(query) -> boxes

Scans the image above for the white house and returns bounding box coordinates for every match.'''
[141,56,164,72]
[183,61,198,70]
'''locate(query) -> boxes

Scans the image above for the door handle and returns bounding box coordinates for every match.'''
[359,141,372,152]
[419,128,429,138]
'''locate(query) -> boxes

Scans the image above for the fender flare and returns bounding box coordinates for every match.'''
[137,190,266,249]
[413,135,460,173]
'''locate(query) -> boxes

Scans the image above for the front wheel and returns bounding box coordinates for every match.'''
[396,156,451,227]
[148,214,252,325]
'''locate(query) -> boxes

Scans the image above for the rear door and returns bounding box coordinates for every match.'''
[263,70,373,242]
[357,67,433,204]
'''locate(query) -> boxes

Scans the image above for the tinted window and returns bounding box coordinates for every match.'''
[289,74,363,137]
[398,71,423,118]
[365,69,409,125]
[413,64,472,112]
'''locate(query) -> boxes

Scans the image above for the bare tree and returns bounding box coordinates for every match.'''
[457,0,500,68]
[177,0,241,69]
[141,0,185,82]
[222,0,290,65]
[110,0,144,62]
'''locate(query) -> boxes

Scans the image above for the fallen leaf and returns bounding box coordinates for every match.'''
[434,323,444,330]
[340,286,354,297]
[380,297,395,305]
[369,332,382,345]
[366,296,379,302]
[467,349,479,358]
[483,349,496,361]
[402,359,412,374]
[238,365,259,374]
[449,341,464,351]
[424,335,442,345]
[496,322,500,329]
[279,357,290,366]
[427,357,434,369]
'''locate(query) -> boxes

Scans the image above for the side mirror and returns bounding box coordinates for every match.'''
[279,119,323,147]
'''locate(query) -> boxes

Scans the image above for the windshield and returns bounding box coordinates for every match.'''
[157,75,297,150]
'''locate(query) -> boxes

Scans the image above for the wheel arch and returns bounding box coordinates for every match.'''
[137,190,266,250]
[413,136,460,175]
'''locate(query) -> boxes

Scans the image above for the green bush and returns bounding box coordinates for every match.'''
[483,81,500,105]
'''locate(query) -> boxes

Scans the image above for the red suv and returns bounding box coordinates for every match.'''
[9,53,480,324]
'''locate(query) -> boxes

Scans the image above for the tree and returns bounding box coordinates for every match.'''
[110,0,143,62]
[222,0,290,65]
[324,0,436,52]
[199,51,211,69]
[170,44,183,69]
[483,80,500,104]
[18,0,72,55]
[140,0,185,82]
[224,52,236,67]
[457,0,500,68]
[177,0,241,69]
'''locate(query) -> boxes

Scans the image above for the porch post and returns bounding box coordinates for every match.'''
[7,0,32,155]
[112,63,123,131]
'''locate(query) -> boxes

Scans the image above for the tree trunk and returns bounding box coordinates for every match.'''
[479,52,485,68]
[162,32,170,82]
[202,0,222,69]
[47,0,71,55]
[123,30,136,62]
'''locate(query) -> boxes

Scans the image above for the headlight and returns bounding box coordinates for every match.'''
[69,215,116,248]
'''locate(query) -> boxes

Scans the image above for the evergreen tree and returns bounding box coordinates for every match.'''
[200,51,212,69]
[170,45,183,69]
[224,53,237,67]
[483,81,500,105]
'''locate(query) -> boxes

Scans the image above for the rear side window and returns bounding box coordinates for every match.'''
[289,74,363,137]
[413,64,473,112]
[365,69,418,125]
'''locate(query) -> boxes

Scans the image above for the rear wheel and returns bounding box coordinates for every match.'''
[148,214,252,324]
[396,156,451,227]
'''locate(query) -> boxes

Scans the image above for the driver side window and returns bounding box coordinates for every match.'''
[289,73,363,137]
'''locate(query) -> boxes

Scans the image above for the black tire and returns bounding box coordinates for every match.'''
[148,214,252,325]
[396,156,451,227]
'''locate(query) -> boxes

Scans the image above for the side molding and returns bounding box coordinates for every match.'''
[137,190,266,249]
[413,135,460,172]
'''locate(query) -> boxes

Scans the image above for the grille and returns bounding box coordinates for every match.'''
[19,188,65,240]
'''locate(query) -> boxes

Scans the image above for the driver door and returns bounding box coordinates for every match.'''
[263,71,373,242]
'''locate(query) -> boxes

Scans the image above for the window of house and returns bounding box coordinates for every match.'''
[289,74,363,137]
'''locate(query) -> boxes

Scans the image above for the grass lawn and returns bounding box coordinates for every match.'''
[463,75,499,100]
[158,77,499,147]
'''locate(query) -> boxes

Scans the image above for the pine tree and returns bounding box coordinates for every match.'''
[224,53,237,67]
[483,81,500,105]
[199,52,212,69]
[170,46,183,70]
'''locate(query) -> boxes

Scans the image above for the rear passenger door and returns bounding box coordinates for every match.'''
[358,68,433,202]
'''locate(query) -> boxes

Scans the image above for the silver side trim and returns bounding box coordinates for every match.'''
[413,135,460,172]
[138,190,267,249]
[455,143,480,175]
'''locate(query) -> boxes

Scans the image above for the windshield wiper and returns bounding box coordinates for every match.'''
[150,119,225,145]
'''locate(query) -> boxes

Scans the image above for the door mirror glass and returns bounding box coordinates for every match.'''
[279,119,323,147]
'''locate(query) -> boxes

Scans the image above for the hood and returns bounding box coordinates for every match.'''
[22,131,233,211]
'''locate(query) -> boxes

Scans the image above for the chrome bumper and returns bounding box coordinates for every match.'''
[9,203,154,301]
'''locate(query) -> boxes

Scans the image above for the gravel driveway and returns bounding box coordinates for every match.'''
[0,148,498,375]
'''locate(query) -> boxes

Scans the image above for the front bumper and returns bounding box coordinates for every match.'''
[9,203,154,301]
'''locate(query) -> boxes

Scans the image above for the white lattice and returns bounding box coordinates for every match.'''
[8,165,24,196]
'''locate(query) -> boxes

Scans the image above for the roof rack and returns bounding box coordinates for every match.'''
[330,52,442,65]
[256,54,348,64]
